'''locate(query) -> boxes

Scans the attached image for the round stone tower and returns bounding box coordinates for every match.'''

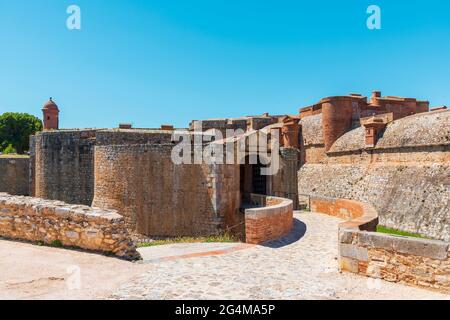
[42,98,59,130]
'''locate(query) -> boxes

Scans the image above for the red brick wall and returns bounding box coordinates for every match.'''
[311,197,364,220]
[245,196,293,244]
[321,97,354,151]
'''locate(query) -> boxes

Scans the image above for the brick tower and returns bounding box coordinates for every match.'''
[42,98,59,130]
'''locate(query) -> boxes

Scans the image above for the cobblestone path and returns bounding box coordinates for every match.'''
[110,212,449,300]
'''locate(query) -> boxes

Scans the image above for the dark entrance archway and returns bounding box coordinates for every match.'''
[240,155,269,204]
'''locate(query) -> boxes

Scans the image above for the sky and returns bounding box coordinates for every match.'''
[0,0,449,129]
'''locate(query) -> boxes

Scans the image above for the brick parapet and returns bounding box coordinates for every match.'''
[245,194,293,244]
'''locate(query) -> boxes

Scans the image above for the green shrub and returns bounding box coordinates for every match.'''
[51,240,63,247]
[2,144,17,154]
[376,225,424,238]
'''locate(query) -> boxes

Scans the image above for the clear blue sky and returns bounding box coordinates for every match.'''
[1,0,449,128]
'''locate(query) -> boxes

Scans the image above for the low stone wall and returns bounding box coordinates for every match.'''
[0,193,139,260]
[311,195,450,294]
[339,229,450,294]
[0,157,30,196]
[245,195,293,244]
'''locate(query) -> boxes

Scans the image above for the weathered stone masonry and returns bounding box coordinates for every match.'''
[92,141,241,237]
[0,193,139,260]
[0,157,29,196]
[298,109,450,241]
[32,130,97,205]
[340,230,450,294]
[311,195,450,294]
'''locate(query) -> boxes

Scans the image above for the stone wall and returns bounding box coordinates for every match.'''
[0,157,29,196]
[95,129,174,146]
[298,162,449,241]
[311,194,450,294]
[245,194,293,244]
[0,193,139,260]
[339,230,450,294]
[33,130,97,205]
[298,110,450,241]
[271,148,299,209]
[92,143,242,237]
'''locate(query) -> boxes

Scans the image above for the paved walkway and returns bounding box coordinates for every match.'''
[1,212,448,300]
[110,212,449,300]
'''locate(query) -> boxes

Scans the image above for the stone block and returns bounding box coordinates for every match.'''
[392,237,449,260]
[338,230,354,244]
[339,256,359,273]
[358,232,394,251]
[340,243,369,261]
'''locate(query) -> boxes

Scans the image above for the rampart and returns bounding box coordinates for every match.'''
[0,156,29,196]
[92,137,242,237]
[299,110,450,241]
[0,193,139,260]
[32,130,97,205]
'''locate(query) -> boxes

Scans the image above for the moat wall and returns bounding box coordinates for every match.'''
[0,157,29,196]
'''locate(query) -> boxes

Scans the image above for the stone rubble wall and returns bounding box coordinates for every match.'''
[0,193,139,260]
[32,130,97,206]
[339,230,450,294]
[245,195,293,244]
[0,157,29,196]
[311,194,450,294]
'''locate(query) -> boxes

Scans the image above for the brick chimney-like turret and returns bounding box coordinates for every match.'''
[42,98,59,130]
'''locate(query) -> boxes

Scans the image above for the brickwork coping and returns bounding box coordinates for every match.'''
[245,194,293,244]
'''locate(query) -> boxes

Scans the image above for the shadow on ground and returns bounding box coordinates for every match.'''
[261,218,307,248]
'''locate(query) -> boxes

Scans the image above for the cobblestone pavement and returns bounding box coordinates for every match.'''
[110,212,449,300]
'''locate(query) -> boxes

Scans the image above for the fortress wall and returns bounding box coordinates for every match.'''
[33,130,97,205]
[271,148,300,209]
[92,143,241,237]
[95,129,174,146]
[0,193,138,260]
[299,110,450,241]
[0,157,29,196]
[29,135,36,196]
[298,157,450,241]
[321,97,354,151]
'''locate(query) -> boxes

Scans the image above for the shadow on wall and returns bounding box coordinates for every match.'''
[262,218,307,248]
